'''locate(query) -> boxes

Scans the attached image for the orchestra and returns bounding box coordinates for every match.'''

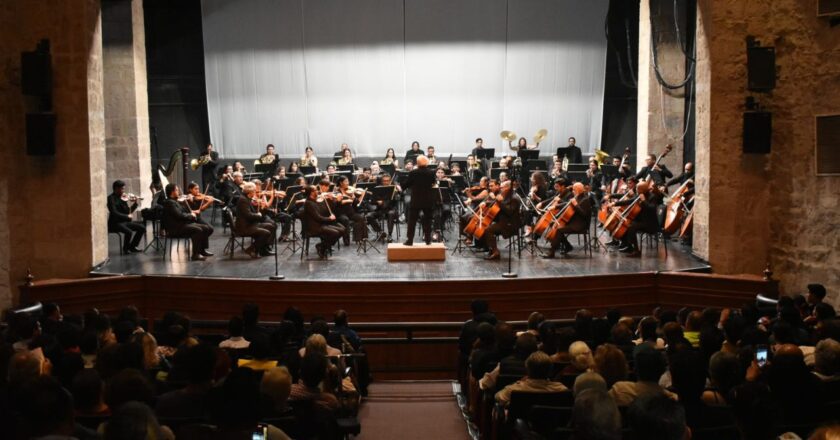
[118,138,695,262]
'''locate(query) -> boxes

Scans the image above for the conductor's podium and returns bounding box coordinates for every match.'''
[387,243,446,261]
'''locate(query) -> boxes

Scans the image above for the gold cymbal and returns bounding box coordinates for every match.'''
[534,129,548,144]
[500,130,517,142]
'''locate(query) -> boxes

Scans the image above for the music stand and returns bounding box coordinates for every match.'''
[567,171,587,183]
[475,148,495,160]
[381,164,396,175]
[490,168,505,180]
[556,147,572,160]
[600,165,619,181]
[517,149,540,161]
[395,171,409,186]
[568,164,588,173]
[338,164,355,174]
[299,166,316,176]
[451,175,467,190]
[525,160,548,173]
[255,164,274,174]
[451,160,467,172]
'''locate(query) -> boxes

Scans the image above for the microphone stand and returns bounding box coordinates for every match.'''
[269,218,285,280]
[502,192,518,278]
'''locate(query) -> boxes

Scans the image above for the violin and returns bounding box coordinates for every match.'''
[121,193,143,202]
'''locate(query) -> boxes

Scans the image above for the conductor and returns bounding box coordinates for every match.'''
[402,155,436,246]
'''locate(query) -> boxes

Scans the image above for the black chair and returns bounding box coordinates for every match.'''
[160,226,192,260]
[508,391,574,422]
[639,230,668,257]
[221,208,248,258]
[108,230,126,255]
[565,229,592,257]
[527,405,574,437]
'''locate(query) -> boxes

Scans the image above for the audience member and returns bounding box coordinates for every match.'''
[289,352,340,412]
[609,344,677,406]
[261,366,293,415]
[219,316,251,349]
[72,368,110,416]
[594,343,629,388]
[495,351,568,406]
[479,332,537,390]
[573,371,608,397]
[239,333,279,370]
[561,341,594,375]
[242,303,269,342]
[104,401,174,440]
[572,389,622,440]
[702,351,741,406]
[331,309,362,351]
[628,393,690,440]
[635,316,666,349]
[156,343,216,419]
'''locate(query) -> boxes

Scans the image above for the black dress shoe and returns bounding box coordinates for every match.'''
[606,239,620,247]
[485,251,501,260]
[261,249,276,256]
[200,250,214,257]
[425,241,432,245]
[402,240,413,246]
[191,254,206,261]
[128,246,143,253]
[618,245,634,253]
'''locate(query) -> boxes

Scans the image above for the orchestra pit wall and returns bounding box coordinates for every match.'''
[0,0,107,310]
[693,0,840,307]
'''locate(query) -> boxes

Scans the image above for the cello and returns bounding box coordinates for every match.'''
[533,192,568,236]
[463,192,501,239]
[543,198,577,242]
[599,147,631,224]
[606,182,651,240]
[662,179,693,234]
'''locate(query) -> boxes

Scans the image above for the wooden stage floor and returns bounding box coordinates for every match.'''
[95,224,710,281]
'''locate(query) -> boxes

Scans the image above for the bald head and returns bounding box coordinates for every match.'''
[416,155,429,167]
[572,182,585,195]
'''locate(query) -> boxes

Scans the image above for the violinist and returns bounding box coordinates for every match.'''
[107,180,146,253]
[450,162,463,177]
[635,153,673,186]
[370,161,382,177]
[185,182,217,228]
[609,181,662,257]
[220,170,244,207]
[233,161,248,175]
[235,182,276,258]
[523,172,548,234]
[367,174,399,241]
[335,176,367,245]
[161,183,213,261]
[356,168,373,184]
[303,185,343,259]
[463,176,490,206]
[541,182,592,258]
[299,146,318,167]
[482,181,521,260]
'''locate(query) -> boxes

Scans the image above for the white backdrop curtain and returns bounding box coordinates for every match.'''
[202,0,608,158]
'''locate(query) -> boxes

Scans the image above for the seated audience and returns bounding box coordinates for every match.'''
[561,341,594,376]
[219,316,250,349]
[72,368,110,417]
[495,351,568,407]
[155,343,216,419]
[479,332,538,390]
[573,371,608,397]
[572,389,622,440]
[628,393,690,440]
[289,352,340,412]
[635,316,666,349]
[261,366,293,415]
[609,344,678,406]
[702,351,741,406]
[238,333,278,371]
[104,401,174,440]
[594,343,629,388]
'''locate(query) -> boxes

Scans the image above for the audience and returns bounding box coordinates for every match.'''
[3,293,839,440]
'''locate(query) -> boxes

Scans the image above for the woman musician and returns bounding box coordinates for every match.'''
[381,148,399,168]
[337,149,355,167]
[522,171,548,235]
[299,146,318,168]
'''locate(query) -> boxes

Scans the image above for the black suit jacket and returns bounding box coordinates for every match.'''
[566,193,593,232]
[494,195,522,230]
[303,199,334,236]
[107,193,137,228]
[235,196,264,231]
[161,198,195,234]
[403,167,437,209]
[666,171,694,188]
[635,165,673,186]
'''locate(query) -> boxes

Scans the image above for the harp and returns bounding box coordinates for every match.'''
[157,147,190,190]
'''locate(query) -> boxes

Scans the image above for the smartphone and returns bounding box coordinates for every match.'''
[755,345,769,368]
[252,424,268,440]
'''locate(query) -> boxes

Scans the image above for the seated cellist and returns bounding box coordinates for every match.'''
[482,180,521,261]
[609,181,663,257]
[541,182,593,258]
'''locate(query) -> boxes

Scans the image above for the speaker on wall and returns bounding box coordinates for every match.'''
[26,112,56,156]
[21,40,52,97]
[743,111,772,154]
[747,46,775,92]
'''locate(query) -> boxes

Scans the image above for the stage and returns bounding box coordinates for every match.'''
[95,226,710,281]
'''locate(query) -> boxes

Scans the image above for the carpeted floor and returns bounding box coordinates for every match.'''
[356,381,471,440]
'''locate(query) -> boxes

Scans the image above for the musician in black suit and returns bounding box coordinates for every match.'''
[235,182,276,258]
[635,154,673,186]
[557,137,583,164]
[666,162,694,190]
[303,185,343,259]
[483,181,521,260]
[367,174,399,241]
[610,181,663,257]
[404,141,422,165]
[161,184,213,261]
[200,143,219,192]
[402,155,436,245]
[542,182,593,258]
[107,180,146,253]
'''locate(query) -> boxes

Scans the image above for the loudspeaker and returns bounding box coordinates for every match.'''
[747,46,775,92]
[21,50,52,97]
[26,112,56,156]
[743,111,771,154]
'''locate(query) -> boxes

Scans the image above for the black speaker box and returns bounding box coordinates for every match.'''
[21,50,52,97]
[743,111,772,154]
[26,112,56,156]
[747,46,775,92]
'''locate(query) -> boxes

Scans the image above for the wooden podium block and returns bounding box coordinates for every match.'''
[387,243,446,262]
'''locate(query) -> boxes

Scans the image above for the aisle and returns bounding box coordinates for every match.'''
[356,381,471,440]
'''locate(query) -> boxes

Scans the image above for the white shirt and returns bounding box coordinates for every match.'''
[219,336,250,349]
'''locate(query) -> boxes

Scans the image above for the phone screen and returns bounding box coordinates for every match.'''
[252,425,267,440]
[756,345,768,368]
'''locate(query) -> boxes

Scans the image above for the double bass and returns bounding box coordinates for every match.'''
[662,179,693,234]
[463,192,501,239]
[644,144,673,184]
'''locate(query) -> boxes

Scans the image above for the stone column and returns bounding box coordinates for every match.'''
[103,0,151,198]
[636,0,687,172]
[0,0,107,309]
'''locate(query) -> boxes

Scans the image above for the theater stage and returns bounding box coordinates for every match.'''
[95,229,709,281]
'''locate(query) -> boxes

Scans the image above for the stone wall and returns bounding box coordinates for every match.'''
[694,0,840,307]
[0,0,106,309]
[103,0,151,196]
